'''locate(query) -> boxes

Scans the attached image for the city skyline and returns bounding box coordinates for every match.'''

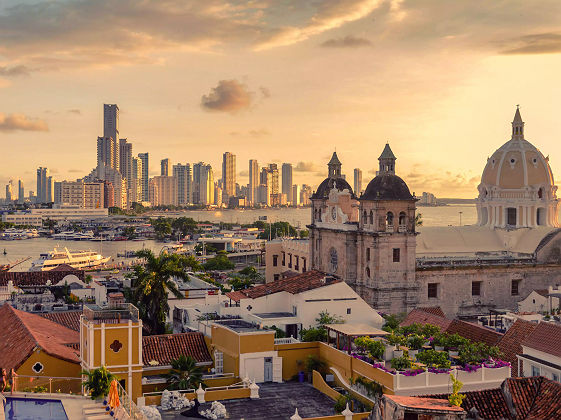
[1,1,561,198]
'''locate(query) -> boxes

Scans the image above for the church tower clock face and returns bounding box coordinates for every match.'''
[331,207,337,221]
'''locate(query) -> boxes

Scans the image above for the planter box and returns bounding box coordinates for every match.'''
[383,346,394,361]
[448,350,459,357]
[393,350,404,358]
[409,349,419,359]
[435,346,445,351]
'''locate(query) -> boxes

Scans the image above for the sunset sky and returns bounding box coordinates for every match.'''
[2,0,561,198]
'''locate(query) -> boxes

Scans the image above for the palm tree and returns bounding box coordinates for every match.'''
[128,249,201,335]
[165,355,204,390]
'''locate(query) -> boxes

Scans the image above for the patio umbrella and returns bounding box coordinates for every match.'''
[107,379,120,410]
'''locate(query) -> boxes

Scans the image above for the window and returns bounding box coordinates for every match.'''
[472,281,482,296]
[329,248,338,273]
[214,351,223,374]
[386,212,394,227]
[428,283,438,299]
[366,248,370,262]
[288,253,292,268]
[292,306,297,316]
[512,279,521,296]
[553,373,559,382]
[393,248,400,262]
[369,211,374,224]
[399,212,406,226]
[363,210,368,224]
[282,252,286,266]
[274,274,280,281]
[294,256,299,271]
[531,365,540,377]
[32,362,44,374]
[507,207,517,226]
[273,255,278,267]
[366,267,370,278]
[302,258,307,272]
[346,308,351,315]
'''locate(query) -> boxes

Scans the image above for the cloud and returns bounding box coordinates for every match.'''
[230,128,271,137]
[68,109,81,115]
[499,33,561,55]
[0,113,48,132]
[0,65,30,76]
[201,79,269,113]
[68,169,82,173]
[321,35,372,48]
[295,161,322,173]
[238,170,249,177]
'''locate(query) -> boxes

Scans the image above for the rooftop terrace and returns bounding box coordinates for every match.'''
[214,319,265,333]
[83,303,139,323]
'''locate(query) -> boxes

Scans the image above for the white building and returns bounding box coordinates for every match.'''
[249,159,259,206]
[518,322,561,382]
[30,206,108,221]
[518,286,561,313]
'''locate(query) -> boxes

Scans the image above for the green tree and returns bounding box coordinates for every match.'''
[257,221,298,240]
[151,218,172,240]
[82,366,116,400]
[42,218,57,230]
[128,249,198,334]
[415,213,423,227]
[299,230,309,239]
[171,217,198,237]
[382,313,406,332]
[123,226,136,239]
[316,310,344,327]
[228,276,254,291]
[203,252,235,271]
[165,355,204,390]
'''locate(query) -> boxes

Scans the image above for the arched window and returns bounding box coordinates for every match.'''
[386,212,394,228]
[366,267,370,278]
[538,188,543,199]
[399,212,406,226]
[369,210,374,225]
[329,247,338,273]
[314,208,318,221]
[363,210,368,224]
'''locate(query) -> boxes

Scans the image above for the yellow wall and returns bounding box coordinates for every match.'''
[312,370,341,402]
[16,351,82,394]
[275,342,320,380]
[211,325,239,358]
[239,332,274,354]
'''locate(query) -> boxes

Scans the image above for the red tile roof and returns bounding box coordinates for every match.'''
[446,319,503,347]
[225,270,335,302]
[142,332,212,367]
[427,377,561,419]
[0,304,80,372]
[40,310,82,332]
[385,395,464,412]
[497,319,538,377]
[522,321,561,358]
[418,307,446,318]
[400,308,452,331]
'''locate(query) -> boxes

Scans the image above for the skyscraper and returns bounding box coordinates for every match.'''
[5,180,13,202]
[36,167,49,203]
[354,168,362,196]
[259,167,272,206]
[161,158,170,176]
[46,176,53,203]
[173,163,192,205]
[18,180,24,204]
[222,152,236,204]
[282,163,293,203]
[119,138,133,187]
[249,159,259,206]
[138,153,149,202]
[102,104,119,171]
[131,156,143,203]
[97,136,117,171]
[199,164,214,206]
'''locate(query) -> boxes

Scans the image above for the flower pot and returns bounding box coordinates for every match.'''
[448,350,459,357]
[435,346,445,351]
[409,349,419,359]
[383,346,394,361]
[393,349,404,358]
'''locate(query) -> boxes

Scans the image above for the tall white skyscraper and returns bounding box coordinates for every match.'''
[119,139,133,187]
[249,159,259,206]
[5,180,13,202]
[282,163,293,203]
[131,156,143,204]
[173,163,192,205]
[354,168,362,196]
[222,152,236,204]
[199,164,214,206]
[138,153,149,201]
[102,104,119,171]
[17,180,24,204]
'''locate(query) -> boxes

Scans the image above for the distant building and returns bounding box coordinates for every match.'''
[138,152,149,201]
[193,163,214,206]
[354,168,362,197]
[160,158,169,176]
[222,152,236,205]
[5,180,13,202]
[130,156,143,203]
[292,185,301,207]
[282,163,293,203]
[17,180,24,204]
[173,163,192,205]
[266,239,310,282]
[248,159,259,206]
[420,191,437,205]
[149,176,177,207]
[55,180,104,208]
[119,138,133,190]
[300,184,312,206]
[36,167,51,204]
[103,104,119,151]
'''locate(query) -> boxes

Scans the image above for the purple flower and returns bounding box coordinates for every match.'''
[400,369,425,376]
[427,367,451,374]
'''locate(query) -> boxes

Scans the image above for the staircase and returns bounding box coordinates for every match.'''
[82,402,110,420]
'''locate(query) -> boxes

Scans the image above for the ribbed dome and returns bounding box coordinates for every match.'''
[312,177,355,199]
[361,174,414,201]
[480,138,554,189]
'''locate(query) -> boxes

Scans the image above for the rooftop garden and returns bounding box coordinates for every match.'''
[350,322,509,377]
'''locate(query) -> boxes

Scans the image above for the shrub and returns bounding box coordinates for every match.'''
[445,333,469,350]
[448,374,466,407]
[407,334,425,350]
[354,337,385,360]
[432,333,448,348]
[300,327,327,342]
[351,376,383,397]
[421,324,441,338]
[387,332,406,348]
[459,342,502,365]
[400,323,422,336]
[82,366,116,400]
[334,395,351,413]
[416,350,451,368]
[390,356,412,371]
[305,355,326,373]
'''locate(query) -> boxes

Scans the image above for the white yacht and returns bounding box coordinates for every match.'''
[29,247,111,271]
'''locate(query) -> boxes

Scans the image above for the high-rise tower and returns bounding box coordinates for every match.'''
[282,163,293,203]
[222,152,236,204]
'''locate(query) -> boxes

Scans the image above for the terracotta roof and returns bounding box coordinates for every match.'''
[427,377,561,419]
[418,307,446,318]
[0,304,80,372]
[445,319,503,347]
[522,321,561,358]
[385,395,464,412]
[0,270,84,287]
[400,309,452,331]
[40,310,82,332]
[497,319,538,377]
[225,271,335,302]
[142,332,212,367]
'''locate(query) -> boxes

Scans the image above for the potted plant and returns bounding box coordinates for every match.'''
[387,332,405,358]
[446,334,467,357]
[305,355,326,382]
[432,333,447,352]
[82,366,116,401]
[390,356,412,372]
[407,335,425,359]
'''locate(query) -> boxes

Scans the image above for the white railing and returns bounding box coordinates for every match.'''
[274,337,300,345]
[116,380,147,420]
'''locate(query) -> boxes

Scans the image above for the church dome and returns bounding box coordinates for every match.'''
[312,177,355,199]
[361,174,414,201]
[480,108,554,191]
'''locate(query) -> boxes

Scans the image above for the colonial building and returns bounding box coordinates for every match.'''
[309,108,561,317]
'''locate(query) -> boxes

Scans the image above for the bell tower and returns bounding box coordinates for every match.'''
[378,143,396,175]
[328,152,342,178]
[512,105,524,139]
